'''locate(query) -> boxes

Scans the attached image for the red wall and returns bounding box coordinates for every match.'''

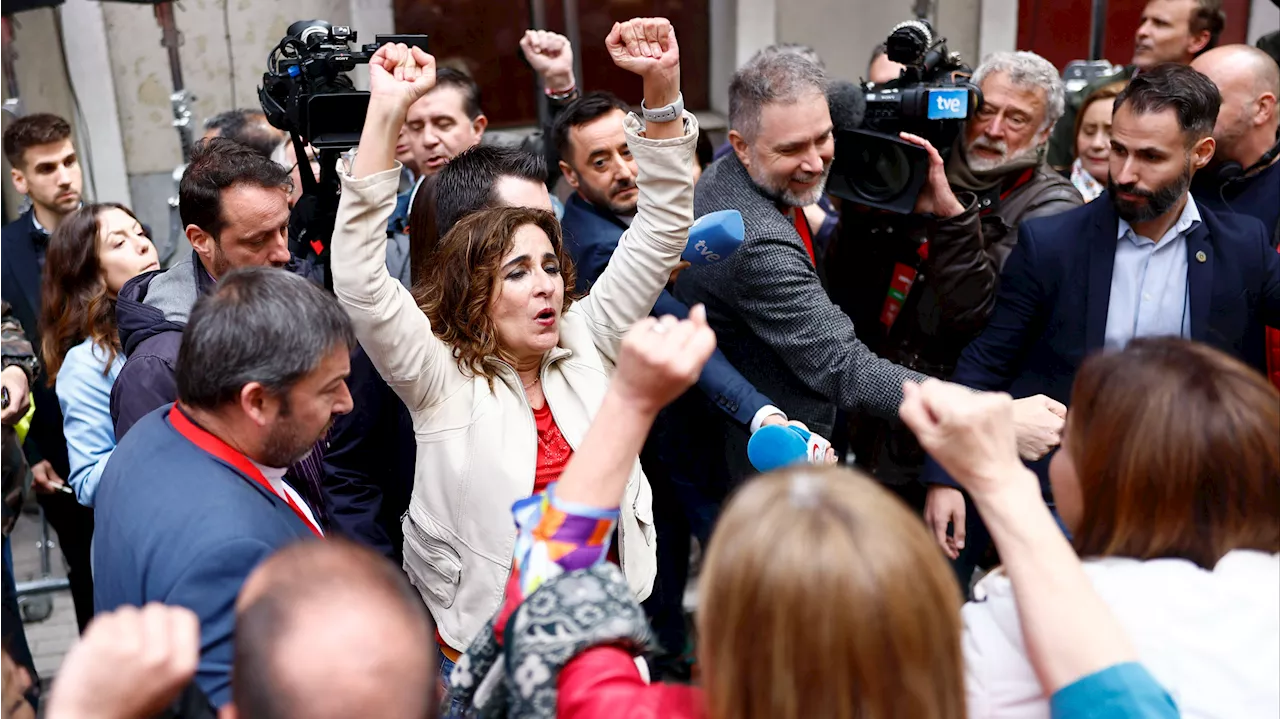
[1016,0,1253,71]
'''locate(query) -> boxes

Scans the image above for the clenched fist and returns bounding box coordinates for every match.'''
[612,304,717,416]
[606,17,679,83]
[45,604,200,719]
[367,42,437,111]
[520,30,575,93]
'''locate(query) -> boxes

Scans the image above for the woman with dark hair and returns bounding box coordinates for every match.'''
[39,203,158,505]
[330,22,696,675]
[961,337,1280,718]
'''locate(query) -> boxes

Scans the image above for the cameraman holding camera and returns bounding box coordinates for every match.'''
[831,50,1082,492]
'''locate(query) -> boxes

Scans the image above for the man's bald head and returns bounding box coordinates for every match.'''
[1191,45,1280,166]
[227,540,437,719]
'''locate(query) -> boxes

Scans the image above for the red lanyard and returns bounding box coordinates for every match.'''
[791,208,816,266]
[168,406,323,537]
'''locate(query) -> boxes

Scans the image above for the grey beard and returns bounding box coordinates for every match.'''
[964,140,1042,173]
[748,162,832,208]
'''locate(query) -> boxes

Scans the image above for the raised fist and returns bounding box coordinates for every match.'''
[368,42,437,110]
[612,304,716,416]
[520,30,575,92]
[606,17,679,81]
[45,604,200,719]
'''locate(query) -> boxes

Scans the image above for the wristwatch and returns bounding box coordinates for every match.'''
[640,92,684,124]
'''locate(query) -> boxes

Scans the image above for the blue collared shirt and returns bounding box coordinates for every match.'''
[1104,195,1201,351]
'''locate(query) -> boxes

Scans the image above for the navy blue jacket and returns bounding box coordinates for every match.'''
[1,210,69,477]
[560,193,772,427]
[320,346,415,561]
[92,404,317,708]
[922,195,1280,494]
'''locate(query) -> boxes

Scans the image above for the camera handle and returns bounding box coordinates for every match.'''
[287,133,344,292]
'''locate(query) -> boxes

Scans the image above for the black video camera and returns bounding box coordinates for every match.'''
[827,21,982,213]
[259,20,428,149]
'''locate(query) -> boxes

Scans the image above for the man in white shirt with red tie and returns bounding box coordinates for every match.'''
[92,266,353,709]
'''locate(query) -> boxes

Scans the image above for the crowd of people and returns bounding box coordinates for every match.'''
[1,1,1277,717]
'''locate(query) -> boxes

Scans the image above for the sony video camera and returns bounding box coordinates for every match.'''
[827,20,982,213]
[258,20,428,149]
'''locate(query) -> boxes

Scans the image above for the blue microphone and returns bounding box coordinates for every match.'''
[682,210,744,266]
[747,424,833,473]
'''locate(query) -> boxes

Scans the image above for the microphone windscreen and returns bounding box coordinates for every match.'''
[682,209,745,266]
[747,424,811,473]
[828,80,866,133]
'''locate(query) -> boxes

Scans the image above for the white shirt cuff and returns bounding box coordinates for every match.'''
[750,405,786,434]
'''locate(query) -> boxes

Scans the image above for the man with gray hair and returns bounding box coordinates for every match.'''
[829,49,1079,506]
[675,50,1069,487]
[92,266,355,708]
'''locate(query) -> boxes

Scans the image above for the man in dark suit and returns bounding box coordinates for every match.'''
[92,267,355,709]
[0,113,96,630]
[921,64,1280,583]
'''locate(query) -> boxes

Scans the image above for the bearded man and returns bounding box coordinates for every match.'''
[919,63,1280,588]
[674,50,1071,487]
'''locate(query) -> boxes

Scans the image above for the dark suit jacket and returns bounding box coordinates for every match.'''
[561,193,773,427]
[922,194,1280,493]
[1,209,69,477]
[93,404,318,708]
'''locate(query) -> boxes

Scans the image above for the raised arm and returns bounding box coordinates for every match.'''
[573,18,698,364]
[901,380,1147,694]
[331,43,456,409]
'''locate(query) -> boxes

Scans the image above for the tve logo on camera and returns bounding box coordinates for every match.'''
[926,88,969,120]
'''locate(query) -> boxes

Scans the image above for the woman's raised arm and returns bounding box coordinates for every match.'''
[330,43,456,409]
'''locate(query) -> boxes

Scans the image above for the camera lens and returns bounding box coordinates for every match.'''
[848,142,912,201]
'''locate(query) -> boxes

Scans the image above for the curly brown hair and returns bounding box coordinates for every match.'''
[413,206,577,379]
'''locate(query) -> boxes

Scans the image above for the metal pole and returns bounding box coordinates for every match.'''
[155,2,184,95]
[154,1,195,163]
[1089,0,1108,61]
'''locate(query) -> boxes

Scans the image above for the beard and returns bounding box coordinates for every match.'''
[579,175,639,217]
[964,136,1041,173]
[260,398,334,468]
[1108,160,1192,224]
[746,151,832,207]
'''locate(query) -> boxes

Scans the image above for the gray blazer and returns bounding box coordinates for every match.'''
[675,154,925,440]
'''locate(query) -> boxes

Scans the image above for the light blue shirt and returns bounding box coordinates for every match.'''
[55,338,125,507]
[1104,195,1201,351]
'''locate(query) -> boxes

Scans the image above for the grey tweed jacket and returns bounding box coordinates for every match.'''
[674,154,926,440]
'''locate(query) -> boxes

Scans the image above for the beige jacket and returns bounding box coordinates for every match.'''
[331,112,699,651]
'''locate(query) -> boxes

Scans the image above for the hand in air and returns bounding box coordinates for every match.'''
[520,30,575,92]
[899,379,1028,498]
[45,603,200,719]
[612,304,716,416]
[368,42,437,109]
[606,17,680,81]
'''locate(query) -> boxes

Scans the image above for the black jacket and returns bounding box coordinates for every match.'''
[320,346,415,561]
[828,163,1081,483]
[1,209,69,477]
